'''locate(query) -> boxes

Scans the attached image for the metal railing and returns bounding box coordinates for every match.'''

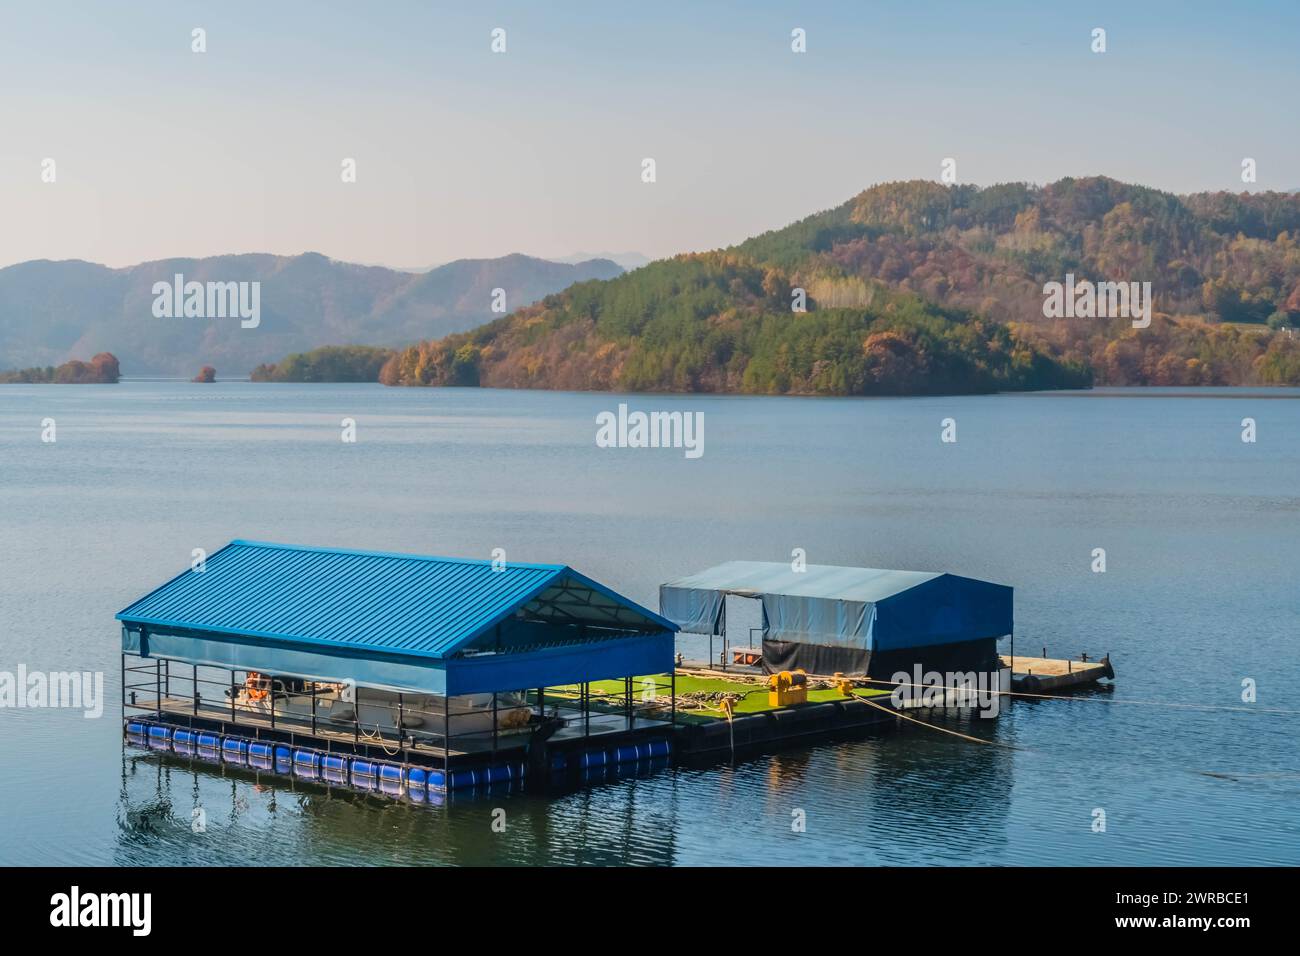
[122,654,677,764]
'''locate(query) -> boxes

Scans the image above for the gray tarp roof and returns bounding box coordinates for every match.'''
[659,560,1012,651]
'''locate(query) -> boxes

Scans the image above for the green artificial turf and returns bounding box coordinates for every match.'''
[533,673,893,723]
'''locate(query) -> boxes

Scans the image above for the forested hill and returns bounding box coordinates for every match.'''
[381,254,1088,394]
[382,178,1300,392]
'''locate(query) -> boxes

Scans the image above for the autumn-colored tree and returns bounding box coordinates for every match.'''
[1,352,119,384]
[378,177,1300,391]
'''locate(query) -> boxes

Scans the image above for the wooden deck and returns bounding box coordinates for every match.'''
[677,660,765,677]
[131,695,671,761]
[1001,655,1114,692]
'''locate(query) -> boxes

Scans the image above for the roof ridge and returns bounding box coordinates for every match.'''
[229,539,568,572]
[719,559,943,576]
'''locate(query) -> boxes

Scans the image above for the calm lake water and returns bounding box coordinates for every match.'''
[1,381,1297,866]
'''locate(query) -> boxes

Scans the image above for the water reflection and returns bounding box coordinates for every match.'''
[117,742,687,866]
[118,708,1026,867]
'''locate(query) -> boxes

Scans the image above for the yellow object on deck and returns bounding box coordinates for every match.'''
[768,669,808,707]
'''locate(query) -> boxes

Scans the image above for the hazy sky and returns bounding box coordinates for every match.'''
[2,1,1297,270]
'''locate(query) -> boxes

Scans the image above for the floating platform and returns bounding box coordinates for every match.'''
[1001,654,1114,693]
[122,663,909,798]
[124,654,1122,801]
[124,683,898,794]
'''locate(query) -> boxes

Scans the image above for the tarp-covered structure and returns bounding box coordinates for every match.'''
[118,540,676,696]
[659,560,1012,678]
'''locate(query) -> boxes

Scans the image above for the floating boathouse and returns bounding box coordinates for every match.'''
[119,546,1109,799]
[118,540,679,792]
[660,560,1015,680]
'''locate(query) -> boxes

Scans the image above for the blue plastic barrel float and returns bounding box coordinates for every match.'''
[248,741,274,769]
[274,745,292,773]
[483,764,523,785]
[196,732,222,761]
[425,763,526,792]
[612,739,670,764]
[292,749,321,777]
[447,769,480,790]
[321,753,348,784]
[349,758,379,790]
[378,764,405,796]
[172,728,200,754]
[575,749,609,770]
[222,737,248,763]
[424,767,480,791]
[406,767,428,802]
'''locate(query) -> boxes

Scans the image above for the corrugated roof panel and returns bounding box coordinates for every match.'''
[116,540,582,659]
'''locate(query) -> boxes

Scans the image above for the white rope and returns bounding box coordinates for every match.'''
[879,678,1300,716]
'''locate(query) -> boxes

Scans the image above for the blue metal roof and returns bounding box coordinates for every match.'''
[117,540,674,661]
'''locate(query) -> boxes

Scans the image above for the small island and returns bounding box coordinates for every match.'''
[251,345,394,383]
[192,366,216,383]
[0,352,120,384]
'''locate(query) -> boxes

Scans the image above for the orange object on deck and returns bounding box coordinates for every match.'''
[245,671,270,701]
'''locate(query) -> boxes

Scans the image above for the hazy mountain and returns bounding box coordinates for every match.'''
[553,251,652,271]
[0,252,622,376]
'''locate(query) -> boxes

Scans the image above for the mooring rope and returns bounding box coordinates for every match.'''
[358,722,401,756]
[680,665,1300,718]
[877,678,1300,716]
[676,682,1018,752]
[853,694,1023,749]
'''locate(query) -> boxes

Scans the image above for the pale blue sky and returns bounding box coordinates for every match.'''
[1,1,1296,269]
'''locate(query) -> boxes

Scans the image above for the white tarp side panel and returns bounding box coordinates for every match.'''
[658,584,724,635]
[123,628,449,695]
[759,594,874,648]
[872,575,1014,650]
[659,562,1012,651]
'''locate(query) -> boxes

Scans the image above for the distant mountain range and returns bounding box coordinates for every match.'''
[382,177,1300,393]
[0,252,622,376]
[358,251,650,273]
[551,251,652,271]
